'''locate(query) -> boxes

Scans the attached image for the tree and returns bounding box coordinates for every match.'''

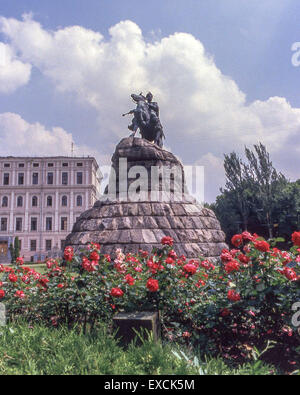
[211,143,293,243]
[244,143,287,238]
[9,236,20,263]
[222,151,253,231]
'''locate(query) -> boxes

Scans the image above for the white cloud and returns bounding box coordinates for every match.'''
[0,42,31,93]
[0,112,103,163]
[1,15,300,200]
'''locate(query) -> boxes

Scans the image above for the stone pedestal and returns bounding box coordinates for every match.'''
[65,137,227,259]
[113,311,160,345]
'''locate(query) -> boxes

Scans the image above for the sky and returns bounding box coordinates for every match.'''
[1,0,300,201]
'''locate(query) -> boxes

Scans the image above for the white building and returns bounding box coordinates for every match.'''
[0,156,102,263]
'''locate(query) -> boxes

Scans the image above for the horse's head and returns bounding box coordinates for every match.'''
[131,93,145,103]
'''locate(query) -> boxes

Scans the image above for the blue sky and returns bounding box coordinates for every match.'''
[1,1,300,201]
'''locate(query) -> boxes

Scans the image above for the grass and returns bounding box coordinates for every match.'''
[0,322,286,375]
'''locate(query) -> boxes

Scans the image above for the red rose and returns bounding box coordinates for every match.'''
[227,289,241,302]
[90,251,99,261]
[221,249,233,262]
[15,290,25,299]
[165,257,175,265]
[110,287,124,297]
[64,246,74,262]
[241,231,253,241]
[0,289,5,299]
[183,263,197,275]
[22,275,30,284]
[283,267,298,281]
[254,240,270,252]
[220,308,230,317]
[292,231,300,247]
[125,274,135,286]
[231,234,243,247]
[9,273,18,283]
[161,236,173,246]
[57,283,64,288]
[224,260,240,274]
[146,278,159,292]
[16,257,24,265]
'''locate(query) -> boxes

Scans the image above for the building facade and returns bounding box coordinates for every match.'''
[0,156,102,263]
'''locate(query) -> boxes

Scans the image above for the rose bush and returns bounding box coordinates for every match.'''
[0,232,299,365]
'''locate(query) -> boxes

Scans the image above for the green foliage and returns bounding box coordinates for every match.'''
[213,143,296,243]
[0,322,282,375]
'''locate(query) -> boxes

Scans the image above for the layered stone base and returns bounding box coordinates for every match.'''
[66,198,227,260]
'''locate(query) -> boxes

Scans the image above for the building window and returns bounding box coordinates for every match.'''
[17,196,23,207]
[30,240,37,252]
[47,196,53,207]
[47,172,54,185]
[18,163,24,168]
[48,163,54,167]
[32,172,39,185]
[32,196,38,207]
[45,239,52,251]
[15,217,22,232]
[1,218,7,231]
[62,163,68,167]
[18,173,24,185]
[76,195,83,207]
[4,163,10,168]
[33,163,39,167]
[31,217,37,231]
[77,162,83,167]
[3,173,9,185]
[76,172,83,185]
[61,195,68,207]
[60,239,65,250]
[61,217,68,231]
[46,217,52,231]
[62,172,68,185]
[2,196,8,207]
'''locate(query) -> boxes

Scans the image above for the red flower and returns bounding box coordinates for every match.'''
[22,275,30,284]
[183,263,197,275]
[237,254,250,264]
[125,274,135,286]
[227,289,241,302]
[224,260,240,274]
[9,273,18,283]
[292,231,300,247]
[46,259,58,269]
[57,283,64,288]
[231,234,243,247]
[221,249,233,262]
[254,240,270,252]
[165,257,175,265]
[146,278,159,292]
[161,236,173,246]
[15,290,25,299]
[16,257,24,265]
[220,308,230,317]
[0,289,5,299]
[110,287,124,297]
[283,267,298,281]
[64,246,74,262]
[90,251,99,261]
[182,331,191,338]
